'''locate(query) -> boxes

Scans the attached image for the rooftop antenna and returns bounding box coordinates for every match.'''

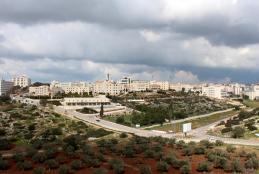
[107,73,110,81]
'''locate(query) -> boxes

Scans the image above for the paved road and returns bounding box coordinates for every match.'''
[54,106,259,146]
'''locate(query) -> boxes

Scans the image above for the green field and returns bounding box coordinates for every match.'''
[149,110,238,132]
[243,100,259,108]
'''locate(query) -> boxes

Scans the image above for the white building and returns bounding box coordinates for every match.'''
[93,80,124,96]
[129,80,149,92]
[29,85,50,96]
[202,85,227,99]
[0,80,14,96]
[229,83,244,96]
[12,75,31,88]
[170,83,196,92]
[243,84,259,100]
[149,81,169,91]
[50,81,91,94]
[61,95,111,107]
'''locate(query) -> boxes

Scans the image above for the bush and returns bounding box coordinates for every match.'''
[119,132,128,138]
[156,161,169,172]
[231,159,243,173]
[59,164,71,174]
[71,160,83,170]
[232,127,245,138]
[45,159,59,169]
[123,146,135,158]
[0,159,10,170]
[93,168,108,174]
[183,146,193,156]
[0,138,12,150]
[194,146,205,154]
[33,167,46,174]
[214,156,227,169]
[245,157,259,169]
[180,164,190,174]
[109,158,124,174]
[215,140,224,146]
[17,161,33,170]
[144,149,155,158]
[221,127,232,134]
[25,147,37,158]
[32,152,47,163]
[226,145,236,153]
[200,140,214,149]
[197,161,212,172]
[13,152,25,162]
[247,125,257,131]
[139,165,152,174]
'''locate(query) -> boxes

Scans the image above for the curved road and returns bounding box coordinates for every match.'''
[54,106,259,146]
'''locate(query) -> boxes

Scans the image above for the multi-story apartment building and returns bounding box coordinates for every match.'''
[129,80,149,92]
[0,80,14,96]
[50,81,91,94]
[29,85,50,96]
[12,75,31,88]
[93,80,124,96]
[202,85,227,99]
[243,84,259,100]
[149,81,169,91]
[170,83,196,92]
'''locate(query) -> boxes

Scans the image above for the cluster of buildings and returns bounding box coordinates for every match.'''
[1,74,259,101]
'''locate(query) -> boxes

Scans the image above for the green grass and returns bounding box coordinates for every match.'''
[149,110,238,132]
[243,100,259,108]
[104,114,133,123]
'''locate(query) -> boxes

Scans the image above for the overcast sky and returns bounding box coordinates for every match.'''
[0,0,259,83]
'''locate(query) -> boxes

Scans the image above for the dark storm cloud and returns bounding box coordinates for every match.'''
[0,0,259,47]
[1,0,259,83]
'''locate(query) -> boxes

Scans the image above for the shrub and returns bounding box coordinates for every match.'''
[194,146,205,154]
[232,126,245,138]
[33,167,45,174]
[32,152,47,163]
[71,160,83,170]
[144,149,155,158]
[156,161,169,172]
[0,159,10,170]
[247,125,257,131]
[0,138,12,150]
[197,161,212,172]
[58,164,70,174]
[119,132,128,138]
[183,146,193,156]
[139,165,152,174]
[231,159,243,173]
[176,140,185,149]
[215,140,224,146]
[214,156,227,169]
[180,164,190,174]
[221,127,232,134]
[25,147,37,158]
[45,159,59,169]
[17,161,33,170]
[109,158,124,174]
[200,140,214,149]
[164,154,177,165]
[13,152,25,162]
[93,168,108,174]
[245,157,259,169]
[123,145,135,158]
[226,145,236,153]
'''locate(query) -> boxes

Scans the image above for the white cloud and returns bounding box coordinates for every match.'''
[140,30,161,42]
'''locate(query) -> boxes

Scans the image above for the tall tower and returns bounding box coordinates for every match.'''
[107,73,110,81]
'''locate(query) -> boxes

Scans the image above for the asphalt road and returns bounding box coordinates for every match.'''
[54,106,259,146]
